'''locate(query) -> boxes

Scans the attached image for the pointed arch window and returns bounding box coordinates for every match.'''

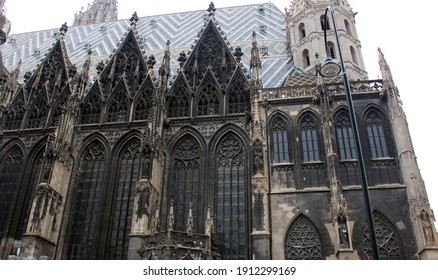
[171,136,201,233]
[302,49,310,68]
[362,211,404,259]
[365,110,389,158]
[4,99,25,130]
[300,115,320,162]
[335,111,357,160]
[49,94,68,127]
[0,146,24,239]
[216,134,248,259]
[27,93,49,129]
[80,90,102,124]
[107,87,129,123]
[167,79,190,118]
[197,73,220,116]
[345,19,352,35]
[350,46,358,64]
[298,22,306,39]
[227,72,250,114]
[321,15,330,30]
[271,116,290,163]
[328,41,336,59]
[285,215,323,260]
[134,79,154,121]
[65,140,107,259]
[108,138,141,260]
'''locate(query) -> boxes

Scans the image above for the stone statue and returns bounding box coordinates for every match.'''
[337,212,349,248]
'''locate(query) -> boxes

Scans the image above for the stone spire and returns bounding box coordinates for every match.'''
[73,0,118,26]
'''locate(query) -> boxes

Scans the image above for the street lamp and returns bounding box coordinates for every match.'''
[319,6,379,260]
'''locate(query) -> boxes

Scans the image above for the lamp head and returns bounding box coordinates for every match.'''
[319,57,341,77]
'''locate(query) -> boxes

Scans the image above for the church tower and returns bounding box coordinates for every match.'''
[72,0,118,26]
[285,0,367,80]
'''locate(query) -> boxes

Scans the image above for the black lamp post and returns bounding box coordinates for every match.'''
[319,6,379,260]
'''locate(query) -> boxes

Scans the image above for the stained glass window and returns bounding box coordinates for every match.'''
[65,140,106,259]
[285,215,323,260]
[0,146,24,240]
[271,116,290,163]
[171,137,201,233]
[108,139,140,259]
[216,134,248,259]
[335,112,357,160]
[366,110,389,158]
[300,115,320,162]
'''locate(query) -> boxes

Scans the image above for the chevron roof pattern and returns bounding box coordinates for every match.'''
[1,3,294,88]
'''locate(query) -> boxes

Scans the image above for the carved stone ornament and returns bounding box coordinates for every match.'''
[29,184,63,235]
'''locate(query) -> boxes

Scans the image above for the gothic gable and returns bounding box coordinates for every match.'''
[97,29,148,97]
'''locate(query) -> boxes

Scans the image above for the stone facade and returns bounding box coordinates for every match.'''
[0,1,437,260]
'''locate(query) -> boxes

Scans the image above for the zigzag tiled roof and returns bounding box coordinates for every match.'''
[1,3,294,88]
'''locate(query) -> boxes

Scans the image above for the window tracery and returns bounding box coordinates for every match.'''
[65,140,106,259]
[216,134,248,259]
[80,89,102,124]
[167,77,190,118]
[108,138,141,259]
[271,116,290,163]
[197,72,220,116]
[300,115,320,162]
[0,146,24,239]
[362,211,404,259]
[335,111,357,160]
[4,98,25,130]
[107,86,129,123]
[27,93,49,129]
[366,110,389,158]
[134,78,154,121]
[171,137,201,233]
[285,215,323,260]
[227,71,250,114]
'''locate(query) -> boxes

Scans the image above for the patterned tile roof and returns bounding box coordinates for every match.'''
[1,3,293,88]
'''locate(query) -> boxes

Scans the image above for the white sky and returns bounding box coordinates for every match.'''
[3,0,438,213]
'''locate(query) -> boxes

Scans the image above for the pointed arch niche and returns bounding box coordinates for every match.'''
[285,214,323,260]
[361,211,404,260]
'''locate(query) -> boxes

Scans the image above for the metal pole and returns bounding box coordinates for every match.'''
[324,6,379,260]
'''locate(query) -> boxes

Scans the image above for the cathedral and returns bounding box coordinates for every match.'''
[0,0,437,260]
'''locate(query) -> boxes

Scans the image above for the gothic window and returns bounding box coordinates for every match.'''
[108,138,141,260]
[300,115,320,162]
[298,22,306,39]
[335,112,357,160]
[4,99,25,130]
[216,134,248,259]
[365,110,389,158]
[79,90,102,124]
[134,79,154,121]
[27,93,49,129]
[227,71,250,114]
[16,148,45,239]
[0,146,24,239]
[302,49,310,68]
[362,211,404,260]
[49,94,68,127]
[321,15,330,30]
[350,46,358,64]
[285,215,323,260]
[107,86,129,123]
[345,19,352,35]
[65,140,107,259]
[328,41,336,59]
[171,136,201,233]
[197,72,220,116]
[271,116,290,163]
[167,77,190,118]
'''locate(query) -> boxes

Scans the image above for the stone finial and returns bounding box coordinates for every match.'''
[207,2,216,19]
[167,200,174,232]
[177,51,187,68]
[233,46,243,63]
[59,22,68,36]
[186,202,193,235]
[130,11,139,26]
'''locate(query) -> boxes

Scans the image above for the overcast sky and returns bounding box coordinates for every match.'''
[3,0,438,213]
